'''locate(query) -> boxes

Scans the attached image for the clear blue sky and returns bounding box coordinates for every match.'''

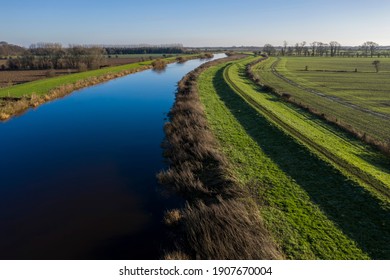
[2,0,390,47]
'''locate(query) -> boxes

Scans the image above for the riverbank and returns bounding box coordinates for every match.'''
[158,55,283,260]
[0,54,204,121]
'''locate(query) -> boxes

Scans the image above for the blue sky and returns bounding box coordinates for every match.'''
[2,0,390,47]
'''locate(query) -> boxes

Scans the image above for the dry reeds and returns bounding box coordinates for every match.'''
[164,209,182,226]
[159,55,283,260]
[164,251,190,260]
[182,197,281,259]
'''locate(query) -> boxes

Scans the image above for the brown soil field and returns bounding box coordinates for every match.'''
[0,57,143,88]
[105,57,141,66]
[0,69,79,88]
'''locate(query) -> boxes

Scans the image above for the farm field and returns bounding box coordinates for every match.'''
[196,57,390,259]
[253,57,390,142]
[0,54,171,88]
[0,69,79,88]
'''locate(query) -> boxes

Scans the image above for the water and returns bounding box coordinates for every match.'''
[0,54,226,259]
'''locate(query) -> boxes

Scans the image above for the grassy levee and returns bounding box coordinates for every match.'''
[158,56,282,260]
[252,57,390,143]
[0,55,198,120]
[198,60,390,259]
[232,57,390,202]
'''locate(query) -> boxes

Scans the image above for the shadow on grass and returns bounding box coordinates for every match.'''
[213,66,390,259]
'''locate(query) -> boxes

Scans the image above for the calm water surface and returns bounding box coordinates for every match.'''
[0,54,225,259]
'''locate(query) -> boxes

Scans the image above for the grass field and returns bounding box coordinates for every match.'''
[196,58,390,259]
[277,57,390,114]
[253,57,390,142]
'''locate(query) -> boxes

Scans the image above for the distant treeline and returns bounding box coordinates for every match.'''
[262,41,390,57]
[5,43,106,71]
[0,42,188,71]
[105,46,184,55]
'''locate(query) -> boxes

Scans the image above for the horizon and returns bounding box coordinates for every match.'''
[2,0,390,47]
[3,41,390,49]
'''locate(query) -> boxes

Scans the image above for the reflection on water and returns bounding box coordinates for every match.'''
[0,54,225,259]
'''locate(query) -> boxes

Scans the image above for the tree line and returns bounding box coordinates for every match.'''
[2,42,186,71]
[105,46,184,55]
[5,43,106,71]
[262,41,389,57]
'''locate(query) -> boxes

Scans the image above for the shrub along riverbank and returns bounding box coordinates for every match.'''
[158,55,283,260]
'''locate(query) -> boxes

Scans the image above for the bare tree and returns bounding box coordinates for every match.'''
[310,42,318,56]
[64,45,84,68]
[316,42,328,56]
[82,47,106,69]
[367,41,379,57]
[281,41,288,56]
[361,41,378,57]
[361,42,369,57]
[294,41,306,56]
[372,60,380,72]
[263,44,276,56]
[329,41,341,57]
[287,46,294,56]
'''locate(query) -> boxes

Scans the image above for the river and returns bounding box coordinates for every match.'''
[0,54,225,259]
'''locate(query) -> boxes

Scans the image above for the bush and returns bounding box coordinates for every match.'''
[176,56,185,63]
[152,59,167,70]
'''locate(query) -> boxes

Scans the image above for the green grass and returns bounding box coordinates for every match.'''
[253,57,390,142]
[197,60,390,259]
[279,57,390,114]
